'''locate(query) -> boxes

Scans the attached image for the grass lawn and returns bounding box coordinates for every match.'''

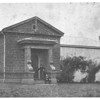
[0,83,100,97]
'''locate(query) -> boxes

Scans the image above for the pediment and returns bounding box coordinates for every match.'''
[2,16,64,37]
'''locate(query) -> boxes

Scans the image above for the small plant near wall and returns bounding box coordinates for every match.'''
[57,56,100,83]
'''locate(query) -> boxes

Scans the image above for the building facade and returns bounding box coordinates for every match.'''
[60,44,100,63]
[0,16,64,83]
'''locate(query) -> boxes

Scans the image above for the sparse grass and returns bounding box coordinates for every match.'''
[0,83,100,97]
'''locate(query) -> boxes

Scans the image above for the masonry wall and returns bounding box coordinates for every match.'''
[5,33,36,82]
[4,32,60,82]
[60,45,100,64]
[5,33,36,73]
[37,20,61,70]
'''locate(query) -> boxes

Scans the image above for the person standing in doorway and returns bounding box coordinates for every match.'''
[38,64,46,80]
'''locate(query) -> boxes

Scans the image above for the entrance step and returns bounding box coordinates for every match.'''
[34,79,45,84]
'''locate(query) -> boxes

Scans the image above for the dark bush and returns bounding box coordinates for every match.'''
[58,56,100,83]
[87,64,100,83]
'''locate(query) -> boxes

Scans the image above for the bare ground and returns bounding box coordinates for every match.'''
[0,83,100,97]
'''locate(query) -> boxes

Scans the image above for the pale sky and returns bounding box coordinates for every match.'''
[0,3,100,45]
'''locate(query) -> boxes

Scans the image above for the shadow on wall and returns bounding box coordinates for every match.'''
[57,56,100,83]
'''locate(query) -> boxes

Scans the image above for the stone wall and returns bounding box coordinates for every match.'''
[60,44,100,63]
[4,32,60,82]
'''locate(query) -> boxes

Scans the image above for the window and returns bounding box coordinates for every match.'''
[33,24,36,30]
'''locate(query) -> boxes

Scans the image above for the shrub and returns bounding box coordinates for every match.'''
[87,64,100,83]
[58,56,100,83]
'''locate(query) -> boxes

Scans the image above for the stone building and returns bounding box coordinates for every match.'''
[0,16,64,83]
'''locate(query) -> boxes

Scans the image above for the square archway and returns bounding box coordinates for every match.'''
[31,49,49,80]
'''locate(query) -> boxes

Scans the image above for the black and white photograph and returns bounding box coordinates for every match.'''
[0,1,100,97]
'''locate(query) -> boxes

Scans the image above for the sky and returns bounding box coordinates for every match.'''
[0,3,100,45]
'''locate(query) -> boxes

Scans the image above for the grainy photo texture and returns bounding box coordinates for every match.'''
[0,2,100,97]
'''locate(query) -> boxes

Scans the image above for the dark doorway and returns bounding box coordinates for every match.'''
[31,49,48,80]
[31,51,39,79]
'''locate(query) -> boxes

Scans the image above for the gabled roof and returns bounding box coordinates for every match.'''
[2,16,64,37]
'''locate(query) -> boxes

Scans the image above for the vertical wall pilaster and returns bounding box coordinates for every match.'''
[25,46,31,72]
[48,48,57,84]
[22,46,34,84]
[49,48,53,64]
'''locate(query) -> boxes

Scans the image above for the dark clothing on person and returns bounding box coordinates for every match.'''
[38,66,46,80]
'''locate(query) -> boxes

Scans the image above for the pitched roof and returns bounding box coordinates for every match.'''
[2,16,64,37]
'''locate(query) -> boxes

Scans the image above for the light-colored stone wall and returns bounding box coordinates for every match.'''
[60,44,100,63]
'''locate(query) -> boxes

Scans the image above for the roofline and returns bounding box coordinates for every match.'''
[36,17,64,36]
[60,44,100,49]
[2,16,64,36]
[1,31,62,37]
[2,17,36,32]
[0,31,4,35]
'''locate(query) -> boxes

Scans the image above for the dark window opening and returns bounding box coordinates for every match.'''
[33,24,36,30]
